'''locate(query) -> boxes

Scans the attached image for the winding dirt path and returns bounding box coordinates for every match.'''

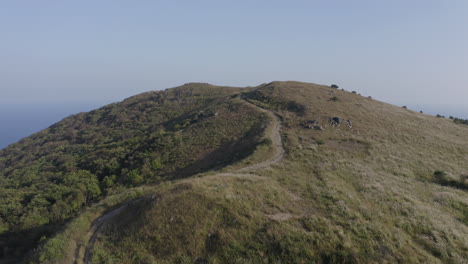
[81,197,146,264]
[238,105,284,172]
[78,98,284,264]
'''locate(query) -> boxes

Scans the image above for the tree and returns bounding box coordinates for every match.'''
[63,170,101,201]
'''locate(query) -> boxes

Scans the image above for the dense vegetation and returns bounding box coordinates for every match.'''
[0,83,268,259]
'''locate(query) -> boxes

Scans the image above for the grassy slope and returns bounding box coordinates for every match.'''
[0,83,269,261]
[79,82,468,264]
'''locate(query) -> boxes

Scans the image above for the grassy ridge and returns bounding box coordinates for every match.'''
[3,81,468,263]
[87,82,468,263]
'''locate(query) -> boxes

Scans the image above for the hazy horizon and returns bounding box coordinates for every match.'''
[1,82,467,150]
[1,1,467,148]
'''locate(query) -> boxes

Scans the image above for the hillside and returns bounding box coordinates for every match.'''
[1,81,468,263]
[0,83,268,262]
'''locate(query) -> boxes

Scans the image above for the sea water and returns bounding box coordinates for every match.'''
[0,102,104,150]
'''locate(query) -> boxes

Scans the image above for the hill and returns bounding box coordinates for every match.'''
[0,83,268,262]
[1,81,468,263]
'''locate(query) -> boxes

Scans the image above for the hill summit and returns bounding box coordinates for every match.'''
[1,81,467,263]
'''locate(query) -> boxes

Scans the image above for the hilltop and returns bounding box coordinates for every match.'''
[1,81,467,263]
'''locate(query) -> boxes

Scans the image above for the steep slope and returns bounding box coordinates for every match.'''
[2,81,468,264]
[0,83,269,261]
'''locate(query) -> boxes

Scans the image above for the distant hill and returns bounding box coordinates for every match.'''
[1,82,467,263]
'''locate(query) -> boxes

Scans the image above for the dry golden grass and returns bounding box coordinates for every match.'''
[35,81,468,264]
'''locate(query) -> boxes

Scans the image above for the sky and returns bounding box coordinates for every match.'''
[1,1,467,115]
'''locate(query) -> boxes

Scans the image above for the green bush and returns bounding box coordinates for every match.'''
[126,169,144,186]
[38,237,66,262]
[152,159,164,170]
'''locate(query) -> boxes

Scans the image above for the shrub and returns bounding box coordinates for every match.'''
[39,237,66,262]
[331,84,339,89]
[434,170,448,184]
[152,159,164,170]
[433,171,468,190]
[402,106,407,109]
[454,118,468,125]
[103,175,116,188]
[260,138,273,146]
[434,170,447,177]
[286,100,307,115]
[329,96,339,102]
[460,174,468,185]
[351,91,357,94]
[420,111,423,114]
[126,169,144,186]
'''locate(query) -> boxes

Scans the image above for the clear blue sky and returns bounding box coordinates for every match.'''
[1,0,467,116]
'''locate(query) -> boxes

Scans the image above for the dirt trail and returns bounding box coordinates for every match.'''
[78,98,284,264]
[76,197,146,264]
[238,103,284,172]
